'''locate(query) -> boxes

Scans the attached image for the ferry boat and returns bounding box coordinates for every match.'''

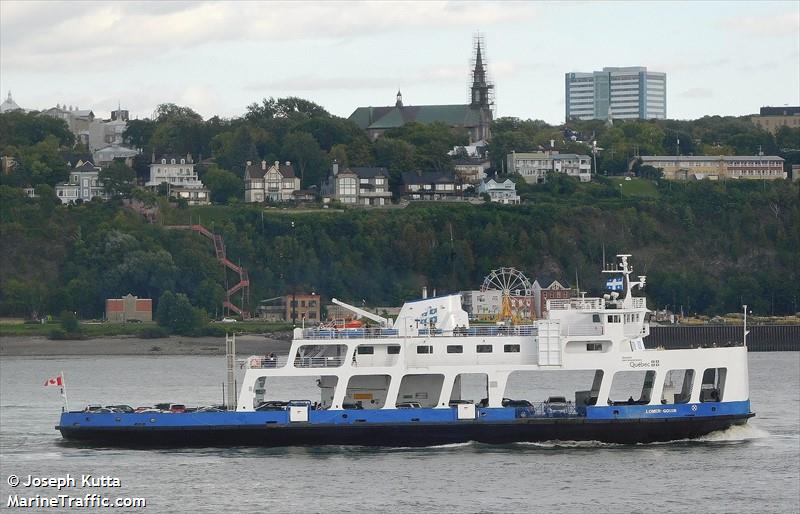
[57,255,754,447]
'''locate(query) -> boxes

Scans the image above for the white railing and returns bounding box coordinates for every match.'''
[299,325,538,340]
[548,298,605,311]
[244,355,289,369]
[293,356,344,368]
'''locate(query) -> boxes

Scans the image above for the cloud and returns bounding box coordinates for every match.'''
[678,88,713,99]
[0,1,539,72]
[718,11,799,37]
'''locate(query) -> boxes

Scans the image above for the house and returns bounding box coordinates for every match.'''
[146,153,209,205]
[507,151,592,184]
[477,177,520,204]
[461,290,502,320]
[401,170,464,201]
[532,279,573,319]
[257,294,321,324]
[322,163,392,206]
[106,294,152,323]
[55,161,109,204]
[453,158,490,185]
[244,160,300,203]
[93,144,140,167]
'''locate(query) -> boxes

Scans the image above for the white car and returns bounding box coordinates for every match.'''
[220,317,237,323]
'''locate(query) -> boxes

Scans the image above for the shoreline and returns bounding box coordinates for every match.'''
[0,334,291,357]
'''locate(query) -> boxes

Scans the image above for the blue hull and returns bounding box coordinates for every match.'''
[57,401,753,447]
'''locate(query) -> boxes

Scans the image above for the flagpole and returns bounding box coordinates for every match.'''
[60,370,69,412]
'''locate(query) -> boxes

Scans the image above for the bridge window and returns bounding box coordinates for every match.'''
[608,315,621,323]
[700,368,726,402]
[447,345,463,354]
[416,345,433,354]
[476,345,493,353]
[504,344,520,353]
[662,369,694,404]
[387,345,401,354]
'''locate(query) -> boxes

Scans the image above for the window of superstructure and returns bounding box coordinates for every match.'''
[608,314,621,323]
[663,369,694,404]
[586,343,603,352]
[447,345,463,354]
[504,344,520,353]
[476,345,493,353]
[357,346,374,355]
[387,345,401,354]
[700,368,726,402]
[416,345,433,354]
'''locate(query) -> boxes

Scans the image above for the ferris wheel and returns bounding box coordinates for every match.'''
[481,267,533,322]
[481,267,532,296]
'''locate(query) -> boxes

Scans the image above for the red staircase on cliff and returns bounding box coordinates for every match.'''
[166,224,251,319]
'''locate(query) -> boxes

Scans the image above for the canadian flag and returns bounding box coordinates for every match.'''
[44,375,63,387]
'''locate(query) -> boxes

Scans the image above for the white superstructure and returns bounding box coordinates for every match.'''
[238,255,748,414]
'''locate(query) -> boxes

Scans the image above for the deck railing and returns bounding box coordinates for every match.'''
[299,325,538,340]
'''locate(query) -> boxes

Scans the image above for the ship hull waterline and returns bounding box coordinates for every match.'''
[58,413,753,448]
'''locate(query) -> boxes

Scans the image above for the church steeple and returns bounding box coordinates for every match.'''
[470,35,493,109]
[395,90,403,108]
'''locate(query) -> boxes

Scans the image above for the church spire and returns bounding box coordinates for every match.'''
[470,34,493,109]
[395,89,403,108]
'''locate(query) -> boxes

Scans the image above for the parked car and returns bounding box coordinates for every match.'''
[256,401,288,411]
[396,402,422,409]
[544,396,569,416]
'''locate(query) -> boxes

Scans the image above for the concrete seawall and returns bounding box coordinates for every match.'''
[647,325,800,351]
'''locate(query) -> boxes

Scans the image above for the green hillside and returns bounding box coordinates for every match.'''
[1,178,797,320]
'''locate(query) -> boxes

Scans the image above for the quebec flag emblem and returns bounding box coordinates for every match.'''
[605,277,624,291]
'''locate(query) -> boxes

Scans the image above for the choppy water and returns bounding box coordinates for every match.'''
[0,353,798,513]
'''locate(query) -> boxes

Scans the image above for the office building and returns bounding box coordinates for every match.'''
[565,66,666,121]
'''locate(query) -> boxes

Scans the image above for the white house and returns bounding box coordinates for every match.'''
[146,154,209,205]
[477,177,520,204]
[244,160,300,203]
[55,161,109,204]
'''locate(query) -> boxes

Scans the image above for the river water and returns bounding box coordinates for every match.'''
[0,353,797,513]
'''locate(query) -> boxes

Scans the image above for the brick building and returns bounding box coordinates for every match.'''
[106,294,152,322]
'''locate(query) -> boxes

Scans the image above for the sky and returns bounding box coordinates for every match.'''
[1,1,798,125]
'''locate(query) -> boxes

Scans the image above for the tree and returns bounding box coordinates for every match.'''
[156,291,207,334]
[283,132,327,187]
[99,160,136,197]
[203,165,243,203]
[0,111,74,149]
[123,119,156,149]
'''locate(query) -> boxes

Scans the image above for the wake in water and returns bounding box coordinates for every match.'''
[507,423,770,449]
[694,423,769,442]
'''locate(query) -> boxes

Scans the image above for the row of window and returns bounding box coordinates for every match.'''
[354,344,523,355]
[419,344,521,354]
